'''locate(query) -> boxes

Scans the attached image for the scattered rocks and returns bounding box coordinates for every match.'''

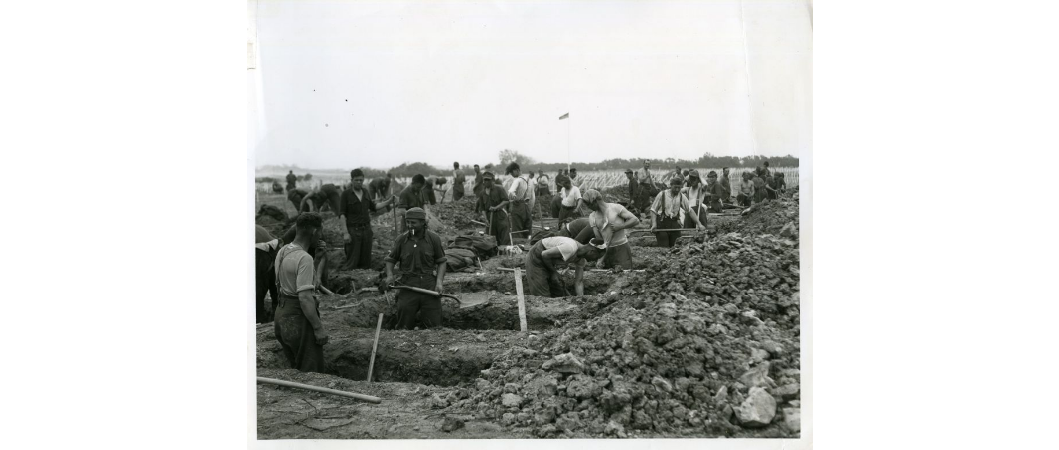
[783,407,800,432]
[772,383,800,402]
[501,393,523,408]
[542,353,585,374]
[441,417,465,432]
[651,376,673,393]
[739,362,776,389]
[735,387,777,428]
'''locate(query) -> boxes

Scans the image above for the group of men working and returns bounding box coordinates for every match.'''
[258,161,789,374]
[257,169,453,372]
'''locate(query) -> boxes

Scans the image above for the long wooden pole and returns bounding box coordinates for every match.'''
[514,268,527,332]
[367,313,383,382]
[256,377,382,404]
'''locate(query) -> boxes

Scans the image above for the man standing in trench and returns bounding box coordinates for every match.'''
[339,169,394,270]
[505,162,533,241]
[384,207,448,329]
[395,174,426,233]
[273,213,329,373]
[475,171,511,246]
[286,170,297,192]
[581,189,640,270]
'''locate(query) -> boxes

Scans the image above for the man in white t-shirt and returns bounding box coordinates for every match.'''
[505,162,533,240]
[581,189,640,270]
[556,174,582,225]
[524,235,606,297]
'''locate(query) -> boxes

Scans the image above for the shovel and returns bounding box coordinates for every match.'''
[387,284,462,306]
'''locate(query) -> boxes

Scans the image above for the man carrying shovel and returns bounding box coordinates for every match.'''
[384,207,448,329]
[474,171,511,245]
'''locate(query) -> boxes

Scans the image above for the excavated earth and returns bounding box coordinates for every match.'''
[254,186,802,439]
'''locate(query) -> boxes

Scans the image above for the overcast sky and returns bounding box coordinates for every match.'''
[248,0,812,170]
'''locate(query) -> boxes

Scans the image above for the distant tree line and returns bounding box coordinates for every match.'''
[259,152,798,182]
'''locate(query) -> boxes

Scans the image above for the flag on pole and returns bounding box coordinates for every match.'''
[559,112,569,120]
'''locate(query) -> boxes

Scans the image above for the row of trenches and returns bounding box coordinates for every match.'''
[257,218,733,400]
[258,261,626,388]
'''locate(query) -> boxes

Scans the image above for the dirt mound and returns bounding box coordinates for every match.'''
[448,232,800,438]
[714,187,799,237]
[430,197,480,230]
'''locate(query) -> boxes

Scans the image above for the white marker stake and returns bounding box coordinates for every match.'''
[514,268,528,332]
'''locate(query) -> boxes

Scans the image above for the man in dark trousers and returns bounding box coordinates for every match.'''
[273,213,329,373]
[396,174,426,233]
[505,162,533,241]
[339,169,394,270]
[472,164,484,196]
[650,178,705,247]
[719,167,732,207]
[452,162,466,201]
[384,207,448,329]
[625,168,640,211]
[286,170,297,192]
[474,171,511,246]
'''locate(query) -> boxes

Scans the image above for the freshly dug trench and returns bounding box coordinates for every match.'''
[257,326,527,386]
[445,271,617,296]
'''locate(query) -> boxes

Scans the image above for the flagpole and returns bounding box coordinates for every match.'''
[566,114,571,172]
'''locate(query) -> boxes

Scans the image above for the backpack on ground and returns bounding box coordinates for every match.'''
[444,248,479,272]
[448,233,498,260]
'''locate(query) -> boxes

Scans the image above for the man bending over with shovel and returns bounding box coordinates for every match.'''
[384,207,448,329]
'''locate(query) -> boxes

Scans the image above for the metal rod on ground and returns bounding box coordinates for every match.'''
[367,313,383,382]
[256,377,382,404]
[514,268,527,332]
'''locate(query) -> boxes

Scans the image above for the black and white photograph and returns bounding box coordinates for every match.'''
[249,0,811,442]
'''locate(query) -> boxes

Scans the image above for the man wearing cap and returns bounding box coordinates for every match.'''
[505,162,533,241]
[396,174,426,233]
[273,213,329,372]
[582,189,640,270]
[384,207,448,329]
[339,169,394,270]
[524,236,606,297]
[650,178,705,247]
[474,172,511,245]
[472,164,484,196]
[624,168,641,214]
[452,162,466,201]
[681,170,709,230]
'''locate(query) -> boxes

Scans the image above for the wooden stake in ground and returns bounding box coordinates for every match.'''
[367,313,383,382]
[256,377,382,404]
[514,267,528,332]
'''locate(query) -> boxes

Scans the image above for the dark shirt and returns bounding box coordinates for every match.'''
[385,229,447,275]
[286,173,297,185]
[475,185,509,214]
[474,172,483,186]
[628,178,639,199]
[720,175,731,198]
[339,187,377,227]
[397,185,424,210]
